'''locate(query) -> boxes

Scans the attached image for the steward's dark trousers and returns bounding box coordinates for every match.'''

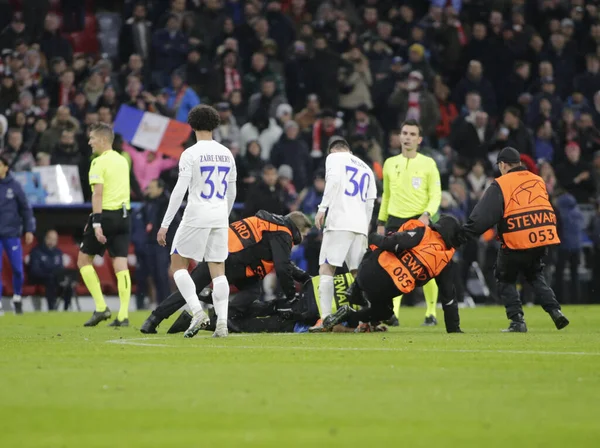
[495,247,561,321]
[152,261,259,320]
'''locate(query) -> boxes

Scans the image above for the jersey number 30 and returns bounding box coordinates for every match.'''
[200,165,230,199]
[344,166,370,202]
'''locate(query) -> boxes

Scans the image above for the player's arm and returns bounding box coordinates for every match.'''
[317,156,340,212]
[435,261,461,333]
[160,154,192,231]
[368,226,425,254]
[377,159,391,226]
[425,160,442,217]
[462,181,504,240]
[226,159,238,215]
[88,160,106,239]
[268,232,297,300]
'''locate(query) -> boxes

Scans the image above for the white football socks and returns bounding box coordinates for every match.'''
[319,275,334,319]
[212,275,230,325]
[173,269,203,316]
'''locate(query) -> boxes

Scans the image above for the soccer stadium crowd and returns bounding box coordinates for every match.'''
[2,0,600,310]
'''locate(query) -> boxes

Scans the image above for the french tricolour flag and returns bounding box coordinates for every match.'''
[113,105,191,159]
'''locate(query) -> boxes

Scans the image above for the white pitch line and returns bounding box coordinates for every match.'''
[105,337,600,357]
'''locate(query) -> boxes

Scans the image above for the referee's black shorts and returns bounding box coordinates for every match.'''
[81,209,131,258]
[385,215,420,233]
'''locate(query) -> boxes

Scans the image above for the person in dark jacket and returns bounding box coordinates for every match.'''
[0,155,35,315]
[242,164,289,217]
[151,14,188,88]
[140,210,313,334]
[142,179,177,306]
[553,192,584,304]
[491,107,534,158]
[459,147,569,332]
[555,142,595,203]
[39,13,73,64]
[453,60,497,118]
[28,229,73,311]
[574,54,600,104]
[270,121,312,191]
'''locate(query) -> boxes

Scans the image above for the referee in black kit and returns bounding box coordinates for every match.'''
[77,123,132,328]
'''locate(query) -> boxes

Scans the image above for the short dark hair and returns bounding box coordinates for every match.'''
[327,138,351,153]
[188,105,221,132]
[400,118,422,137]
[89,122,115,144]
[263,163,277,173]
[0,154,9,167]
[505,107,521,119]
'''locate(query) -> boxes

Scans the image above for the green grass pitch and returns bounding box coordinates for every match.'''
[1,306,600,447]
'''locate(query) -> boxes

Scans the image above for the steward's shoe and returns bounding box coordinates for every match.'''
[140,314,163,334]
[83,308,111,327]
[323,305,354,330]
[108,318,129,327]
[502,320,528,333]
[383,315,399,327]
[422,315,438,326]
[550,309,569,330]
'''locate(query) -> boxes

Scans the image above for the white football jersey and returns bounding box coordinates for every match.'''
[322,152,376,235]
[178,140,237,228]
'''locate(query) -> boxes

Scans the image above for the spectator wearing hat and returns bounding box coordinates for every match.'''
[275,103,294,128]
[556,141,595,203]
[247,77,287,120]
[453,60,497,118]
[338,46,373,111]
[151,14,188,89]
[163,70,200,123]
[119,3,152,64]
[213,102,241,147]
[388,70,439,142]
[295,94,321,134]
[0,12,28,53]
[270,120,312,192]
[40,13,72,64]
[403,43,435,86]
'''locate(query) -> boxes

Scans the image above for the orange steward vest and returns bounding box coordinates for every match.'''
[495,170,560,250]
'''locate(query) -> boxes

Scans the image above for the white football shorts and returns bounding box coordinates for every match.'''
[170,226,228,262]
[319,230,367,270]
